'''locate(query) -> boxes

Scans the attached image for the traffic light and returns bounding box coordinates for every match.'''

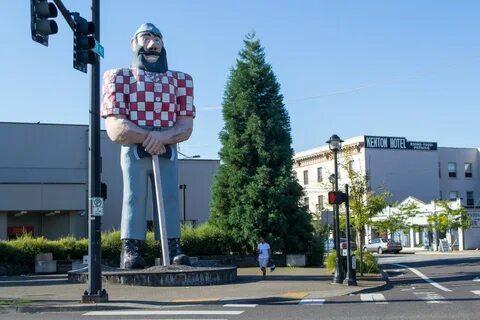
[328,191,347,205]
[30,0,58,46]
[73,14,96,73]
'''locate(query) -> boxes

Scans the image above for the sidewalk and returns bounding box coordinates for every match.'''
[401,248,480,255]
[0,267,386,313]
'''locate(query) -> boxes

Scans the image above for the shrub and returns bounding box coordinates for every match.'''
[325,250,379,274]
[306,234,324,266]
[181,223,236,256]
[357,250,379,273]
[101,230,121,266]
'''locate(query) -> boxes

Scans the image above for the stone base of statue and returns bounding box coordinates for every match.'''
[68,260,237,286]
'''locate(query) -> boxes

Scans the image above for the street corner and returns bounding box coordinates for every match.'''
[351,271,389,294]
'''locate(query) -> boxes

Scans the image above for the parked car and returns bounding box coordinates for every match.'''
[324,238,358,252]
[363,238,402,254]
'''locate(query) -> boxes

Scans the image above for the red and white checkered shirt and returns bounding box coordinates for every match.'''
[101,68,195,127]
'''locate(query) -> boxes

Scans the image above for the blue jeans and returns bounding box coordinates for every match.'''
[120,142,180,240]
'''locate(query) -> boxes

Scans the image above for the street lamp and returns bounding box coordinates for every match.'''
[179,184,187,223]
[326,134,344,284]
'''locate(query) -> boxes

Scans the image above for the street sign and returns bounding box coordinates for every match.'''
[91,197,104,216]
[352,256,356,269]
[93,40,104,58]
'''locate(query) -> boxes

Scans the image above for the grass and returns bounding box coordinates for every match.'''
[0,299,32,308]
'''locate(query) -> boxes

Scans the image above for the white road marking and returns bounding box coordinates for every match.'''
[299,299,325,305]
[83,310,243,316]
[471,290,480,296]
[413,291,448,304]
[360,293,388,304]
[392,264,452,292]
[223,304,257,307]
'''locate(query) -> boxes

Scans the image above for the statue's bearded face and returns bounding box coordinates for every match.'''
[131,32,167,73]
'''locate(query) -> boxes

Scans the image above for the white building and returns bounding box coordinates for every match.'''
[0,122,219,240]
[293,135,480,250]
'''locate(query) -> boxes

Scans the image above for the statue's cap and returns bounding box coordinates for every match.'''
[133,23,163,38]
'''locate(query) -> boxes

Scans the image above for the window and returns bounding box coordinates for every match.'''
[303,170,309,185]
[317,195,324,210]
[438,162,441,178]
[465,163,473,178]
[448,162,457,178]
[449,191,459,201]
[439,190,443,199]
[304,197,309,208]
[466,191,474,206]
[317,167,323,182]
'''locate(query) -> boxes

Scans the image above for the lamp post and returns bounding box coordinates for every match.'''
[326,134,344,284]
[179,184,187,223]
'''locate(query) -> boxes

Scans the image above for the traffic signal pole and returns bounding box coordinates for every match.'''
[31,0,107,303]
[343,184,357,286]
[82,0,107,303]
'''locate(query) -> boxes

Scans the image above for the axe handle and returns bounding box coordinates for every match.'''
[152,155,170,266]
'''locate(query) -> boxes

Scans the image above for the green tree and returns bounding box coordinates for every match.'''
[427,200,471,250]
[209,34,312,254]
[373,202,419,238]
[342,159,390,274]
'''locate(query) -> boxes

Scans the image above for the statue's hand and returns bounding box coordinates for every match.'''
[143,131,168,155]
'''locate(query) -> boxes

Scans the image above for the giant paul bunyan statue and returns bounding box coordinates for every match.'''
[101,23,195,269]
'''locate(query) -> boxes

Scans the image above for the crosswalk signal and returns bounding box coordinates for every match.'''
[73,14,96,73]
[30,0,58,46]
[328,191,347,205]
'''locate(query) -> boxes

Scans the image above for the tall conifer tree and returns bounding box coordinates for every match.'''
[209,34,312,253]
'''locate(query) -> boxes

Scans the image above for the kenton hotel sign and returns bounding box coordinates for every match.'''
[364,136,437,151]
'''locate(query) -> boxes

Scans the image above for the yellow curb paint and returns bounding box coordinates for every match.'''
[283,292,308,299]
[172,298,220,303]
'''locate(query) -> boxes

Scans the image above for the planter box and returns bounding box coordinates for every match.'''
[71,260,87,271]
[286,254,306,267]
[35,260,57,274]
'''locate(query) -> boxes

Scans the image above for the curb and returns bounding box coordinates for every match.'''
[355,269,389,295]
[6,271,390,313]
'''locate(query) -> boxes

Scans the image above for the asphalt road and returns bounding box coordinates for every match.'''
[2,253,480,320]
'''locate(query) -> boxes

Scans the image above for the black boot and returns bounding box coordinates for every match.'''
[168,238,190,265]
[120,239,146,269]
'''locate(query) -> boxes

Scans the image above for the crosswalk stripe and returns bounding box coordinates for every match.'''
[103,319,228,320]
[223,304,257,307]
[83,310,244,316]
[413,291,447,304]
[299,299,325,305]
[471,290,480,296]
[360,293,388,304]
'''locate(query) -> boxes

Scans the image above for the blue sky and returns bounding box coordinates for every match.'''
[2,1,479,159]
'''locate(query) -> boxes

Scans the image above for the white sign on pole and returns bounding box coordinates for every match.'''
[352,256,356,269]
[91,197,104,216]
